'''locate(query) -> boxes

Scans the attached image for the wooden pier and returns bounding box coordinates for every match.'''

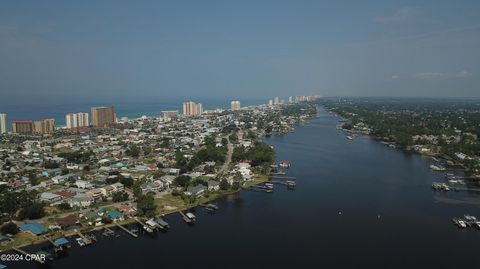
[75,229,92,245]
[134,217,147,227]
[268,175,297,180]
[12,247,45,264]
[244,186,273,193]
[115,223,138,238]
[268,180,296,188]
[179,211,193,223]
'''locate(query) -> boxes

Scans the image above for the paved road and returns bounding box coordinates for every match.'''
[219,136,233,174]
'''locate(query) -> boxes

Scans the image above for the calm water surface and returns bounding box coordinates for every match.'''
[7,107,480,269]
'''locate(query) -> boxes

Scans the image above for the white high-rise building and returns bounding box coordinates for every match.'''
[274,97,280,104]
[0,113,6,134]
[268,99,273,106]
[66,112,89,129]
[182,101,203,117]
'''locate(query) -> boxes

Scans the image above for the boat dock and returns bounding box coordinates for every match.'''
[199,203,219,212]
[268,180,296,188]
[115,223,138,238]
[102,227,115,237]
[75,230,92,245]
[245,185,273,193]
[179,211,194,223]
[179,211,193,223]
[268,175,297,180]
[155,217,170,229]
[12,247,45,264]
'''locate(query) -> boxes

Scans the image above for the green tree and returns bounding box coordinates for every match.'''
[174,175,191,188]
[57,202,71,211]
[220,178,230,190]
[112,191,129,202]
[0,222,19,235]
[137,193,157,217]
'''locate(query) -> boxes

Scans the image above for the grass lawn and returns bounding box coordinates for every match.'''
[0,232,38,251]
[154,194,186,214]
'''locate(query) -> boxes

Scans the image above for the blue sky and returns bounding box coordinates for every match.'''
[0,0,479,105]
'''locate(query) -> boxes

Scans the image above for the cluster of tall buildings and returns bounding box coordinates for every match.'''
[182,101,203,117]
[268,97,284,105]
[268,95,318,105]
[66,107,115,129]
[66,112,89,129]
[0,106,116,135]
[230,101,241,110]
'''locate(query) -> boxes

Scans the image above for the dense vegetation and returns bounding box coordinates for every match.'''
[0,187,46,221]
[321,98,480,172]
[232,141,275,166]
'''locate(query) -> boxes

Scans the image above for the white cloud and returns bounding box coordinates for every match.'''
[414,71,471,79]
[391,75,400,79]
[375,7,414,23]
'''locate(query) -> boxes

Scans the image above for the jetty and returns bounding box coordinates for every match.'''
[12,247,45,264]
[134,217,153,232]
[115,223,138,238]
[75,229,92,245]
[245,186,273,193]
[199,203,219,212]
[155,217,170,229]
[179,211,195,224]
[268,180,296,187]
[268,175,297,180]
[102,227,115,237]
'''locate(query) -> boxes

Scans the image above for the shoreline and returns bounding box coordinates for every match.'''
[0,102,318,254]
[324,107,477,179]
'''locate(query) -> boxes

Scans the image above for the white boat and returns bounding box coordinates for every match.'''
[76,238,85,247]
[346,135,353,140]
[464,215,477,221]
[458,220,467,228]
[264,183,274,189]
[279,160,290,168]
[143,225,154,233]
[430,164,446,171]
[186,212,196,221]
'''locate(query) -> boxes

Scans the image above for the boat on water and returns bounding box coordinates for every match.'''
[346,135,353,140]
[142,225,154,233]
[203,203,219,212]
[464,215,477,222]
[186,212,196,222]
[146,219,160,230]
[76,238,86,247]
[279,160,290,168]
[432,182,450,191]
[264,183,274,189]
[155,217,170,229]
[430,164,446,171]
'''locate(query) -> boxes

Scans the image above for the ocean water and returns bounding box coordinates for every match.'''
[0,97,266,129]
